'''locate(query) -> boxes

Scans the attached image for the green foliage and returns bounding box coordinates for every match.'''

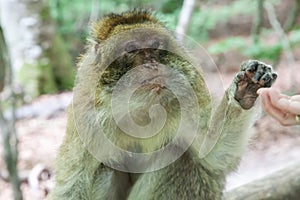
[208,37,247,55]
[189,0,256,41]
[244,43,282,62]
[208,27,300,63]
[289,28,300,46]
[19,60,57,97]
[46,35,75,90]
[204,0,300,66]
[46,0,299,70]
[48,0,182,37]
[48,0,182,58]
[159,0,183,13]
[208,36,282,61]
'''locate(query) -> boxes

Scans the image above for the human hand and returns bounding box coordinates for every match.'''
[257,88,300,126]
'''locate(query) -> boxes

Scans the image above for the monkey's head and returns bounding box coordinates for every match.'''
[73,10,211,160]
[78,10,208,110]
[93,10,173,94]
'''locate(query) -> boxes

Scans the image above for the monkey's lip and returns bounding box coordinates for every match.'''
[140,75,167,94]
[140,75,167,86]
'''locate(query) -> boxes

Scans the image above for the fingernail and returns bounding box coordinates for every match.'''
[257,89,261,95]
[257,88,264,95]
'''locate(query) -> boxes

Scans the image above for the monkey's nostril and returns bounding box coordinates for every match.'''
[143,63,158,70]
[125,41,139,52]
[151,41,160,49]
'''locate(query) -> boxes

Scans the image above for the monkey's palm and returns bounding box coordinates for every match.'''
[235,60,277,110]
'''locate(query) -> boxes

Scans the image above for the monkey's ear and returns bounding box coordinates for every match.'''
[93,44,102,64]
[94,43,100,52]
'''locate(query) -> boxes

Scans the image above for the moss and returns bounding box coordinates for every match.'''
[18,58,57,97]
[45,34,75,91]
[40,1,75,91]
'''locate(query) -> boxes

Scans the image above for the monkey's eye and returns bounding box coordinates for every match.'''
[125,41,139,52]
[148,39,161,49]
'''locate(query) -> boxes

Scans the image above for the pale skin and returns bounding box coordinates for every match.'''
[258,88,300,126]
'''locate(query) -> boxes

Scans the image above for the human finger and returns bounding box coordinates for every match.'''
[260,90,297,125]
[277,98,300,115]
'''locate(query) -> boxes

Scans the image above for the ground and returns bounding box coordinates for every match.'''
[0,62,299,200]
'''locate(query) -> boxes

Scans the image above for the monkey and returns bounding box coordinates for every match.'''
[50,10,277,200]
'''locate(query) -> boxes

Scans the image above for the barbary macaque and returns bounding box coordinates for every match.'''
[51,10,277,200]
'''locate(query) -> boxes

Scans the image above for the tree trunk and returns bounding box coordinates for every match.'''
[252,0,265,43]
[0,26,5,92]
[176,0,196,41]
[223,162,300,200]
[284,0,300,32]
[0,0,74,98]
[0,24,23,200]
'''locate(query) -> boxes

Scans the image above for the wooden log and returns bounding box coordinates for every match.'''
[224,162,300,200]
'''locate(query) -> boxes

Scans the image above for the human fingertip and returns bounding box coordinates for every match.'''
[257,88,266,95]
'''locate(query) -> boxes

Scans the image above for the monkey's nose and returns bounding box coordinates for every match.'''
[143,63,158,70]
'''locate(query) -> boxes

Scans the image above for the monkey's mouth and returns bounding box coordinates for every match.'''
[140,75,167,94]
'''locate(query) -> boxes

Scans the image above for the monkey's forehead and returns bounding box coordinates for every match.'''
[91,10,165,43]
[91,26,172,49]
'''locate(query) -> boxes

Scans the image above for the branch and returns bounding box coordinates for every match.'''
[265,2,296,90]
[223,162,300,200]
[284,0,300,32]
[176,0,197,41]
[89,0,100,23]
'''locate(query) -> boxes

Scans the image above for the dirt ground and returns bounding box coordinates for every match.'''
[0,62,299,200]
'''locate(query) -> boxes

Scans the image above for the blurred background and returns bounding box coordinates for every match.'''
[0,0,300,199]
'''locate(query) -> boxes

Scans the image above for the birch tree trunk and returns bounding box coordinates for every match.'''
[176,0,196,41]
[0,0,74,99]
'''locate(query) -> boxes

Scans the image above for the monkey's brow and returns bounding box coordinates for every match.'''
[94,11,162,42]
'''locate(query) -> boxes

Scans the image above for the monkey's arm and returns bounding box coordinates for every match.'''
[50,112,100,200]
[51,107,131,200]
[200,60,277,173]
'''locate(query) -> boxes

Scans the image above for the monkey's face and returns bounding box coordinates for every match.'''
[73,13,211,172]
[91,27,206,138]
[99,30,183,104]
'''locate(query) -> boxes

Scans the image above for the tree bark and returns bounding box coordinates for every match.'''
[0,0,74,98]
[0,24,23,200]
[223,162,300,200]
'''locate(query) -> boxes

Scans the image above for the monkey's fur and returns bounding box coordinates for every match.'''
[51,11,277,200]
